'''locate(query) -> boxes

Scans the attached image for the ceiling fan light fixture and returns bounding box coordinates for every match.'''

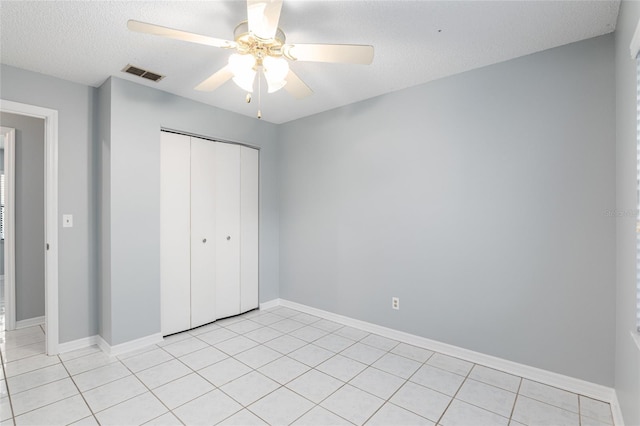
[266,78,287,93]
[228,53,257,92]
[129,0,374,110]
[263,56,289,93]
[232,72,256,92]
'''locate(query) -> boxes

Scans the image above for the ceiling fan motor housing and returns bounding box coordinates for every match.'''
[233,21,286,62]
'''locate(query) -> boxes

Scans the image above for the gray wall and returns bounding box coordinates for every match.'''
[0,113,45,322]
[102,77,279,345]
[278,35,616,386]
[614,1,640,425]
[0,65,99,343]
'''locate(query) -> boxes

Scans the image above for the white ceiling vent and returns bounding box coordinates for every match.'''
[122,64,165,82]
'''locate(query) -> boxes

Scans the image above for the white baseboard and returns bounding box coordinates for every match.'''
[97,333,163,357]
[58,335,99,354]
[259,298,281,310]
[15,316,44,329]
[56,332,163,359]
[271,298,622,420]
[611,392,626,426]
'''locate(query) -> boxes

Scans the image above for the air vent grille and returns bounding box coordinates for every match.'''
[122,64,165,82]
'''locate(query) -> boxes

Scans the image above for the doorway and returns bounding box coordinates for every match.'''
[0,99,59,355]
[0,126,15,333]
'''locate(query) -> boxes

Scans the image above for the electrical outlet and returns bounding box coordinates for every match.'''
[392,297,399,310]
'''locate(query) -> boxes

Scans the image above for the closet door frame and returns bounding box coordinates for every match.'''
[160,129,260,334]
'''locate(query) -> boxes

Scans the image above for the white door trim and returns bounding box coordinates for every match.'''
[0,99,59,355]
[1,126,16,331]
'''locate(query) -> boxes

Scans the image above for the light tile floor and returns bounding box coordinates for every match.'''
[0,306,615,425]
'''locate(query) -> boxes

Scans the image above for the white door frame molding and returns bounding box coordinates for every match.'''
[0,99,59,355]
[1,126,16,331]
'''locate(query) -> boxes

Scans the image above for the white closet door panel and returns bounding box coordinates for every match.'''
[160,132,191,336]
[191,137,217,327]
[240,147,259,313]
[215,143,241,319]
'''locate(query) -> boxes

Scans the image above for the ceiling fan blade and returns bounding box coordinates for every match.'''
[284,69,313,99]
[284,44,374,65]
[247,0,283,40]
[194,66,234,92]
[128,20,236,49]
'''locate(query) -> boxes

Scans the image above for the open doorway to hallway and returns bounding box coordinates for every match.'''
[0,115,46,338]
[0,99,59,358]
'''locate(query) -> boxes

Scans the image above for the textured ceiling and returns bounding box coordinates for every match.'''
[0,1,620,124]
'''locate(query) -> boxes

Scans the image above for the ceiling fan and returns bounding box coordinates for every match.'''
[128,0,374,116]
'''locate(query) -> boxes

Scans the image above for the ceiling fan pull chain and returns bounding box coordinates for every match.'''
[257,70,262,119]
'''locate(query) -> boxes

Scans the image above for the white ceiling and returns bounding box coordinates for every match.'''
[0,1,620,124]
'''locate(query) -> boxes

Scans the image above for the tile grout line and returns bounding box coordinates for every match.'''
[434,358,476,425]
[66,362,135,394]
[284,360,356,424]
[113,344,185,424]
[61,347,172,421]
[358,341,423,426]
[579,394,583,426]
[0,333,17,426]
[4,332,46,363]
[508,376,524,424]
[142,410,185,426]
[516,384,584,417]
[1,351,51,373]
[1,337,46,353]
[243,367,336,425]
[575,395,615,426]
[11,392,84,422]
[5,356,59,378]
[459,376,519,415]
[520,376,601,413]
[60,354,107,426]
[9,358,88,422]
[59,350,120,376]
[365,347,447,424]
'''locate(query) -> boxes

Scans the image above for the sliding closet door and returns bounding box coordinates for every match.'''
[160,132,191,335]
[190,137,217,327]
[215,143,241,319]
[240,147,259,312]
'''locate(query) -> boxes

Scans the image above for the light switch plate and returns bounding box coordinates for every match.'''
[63,214,73,228]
